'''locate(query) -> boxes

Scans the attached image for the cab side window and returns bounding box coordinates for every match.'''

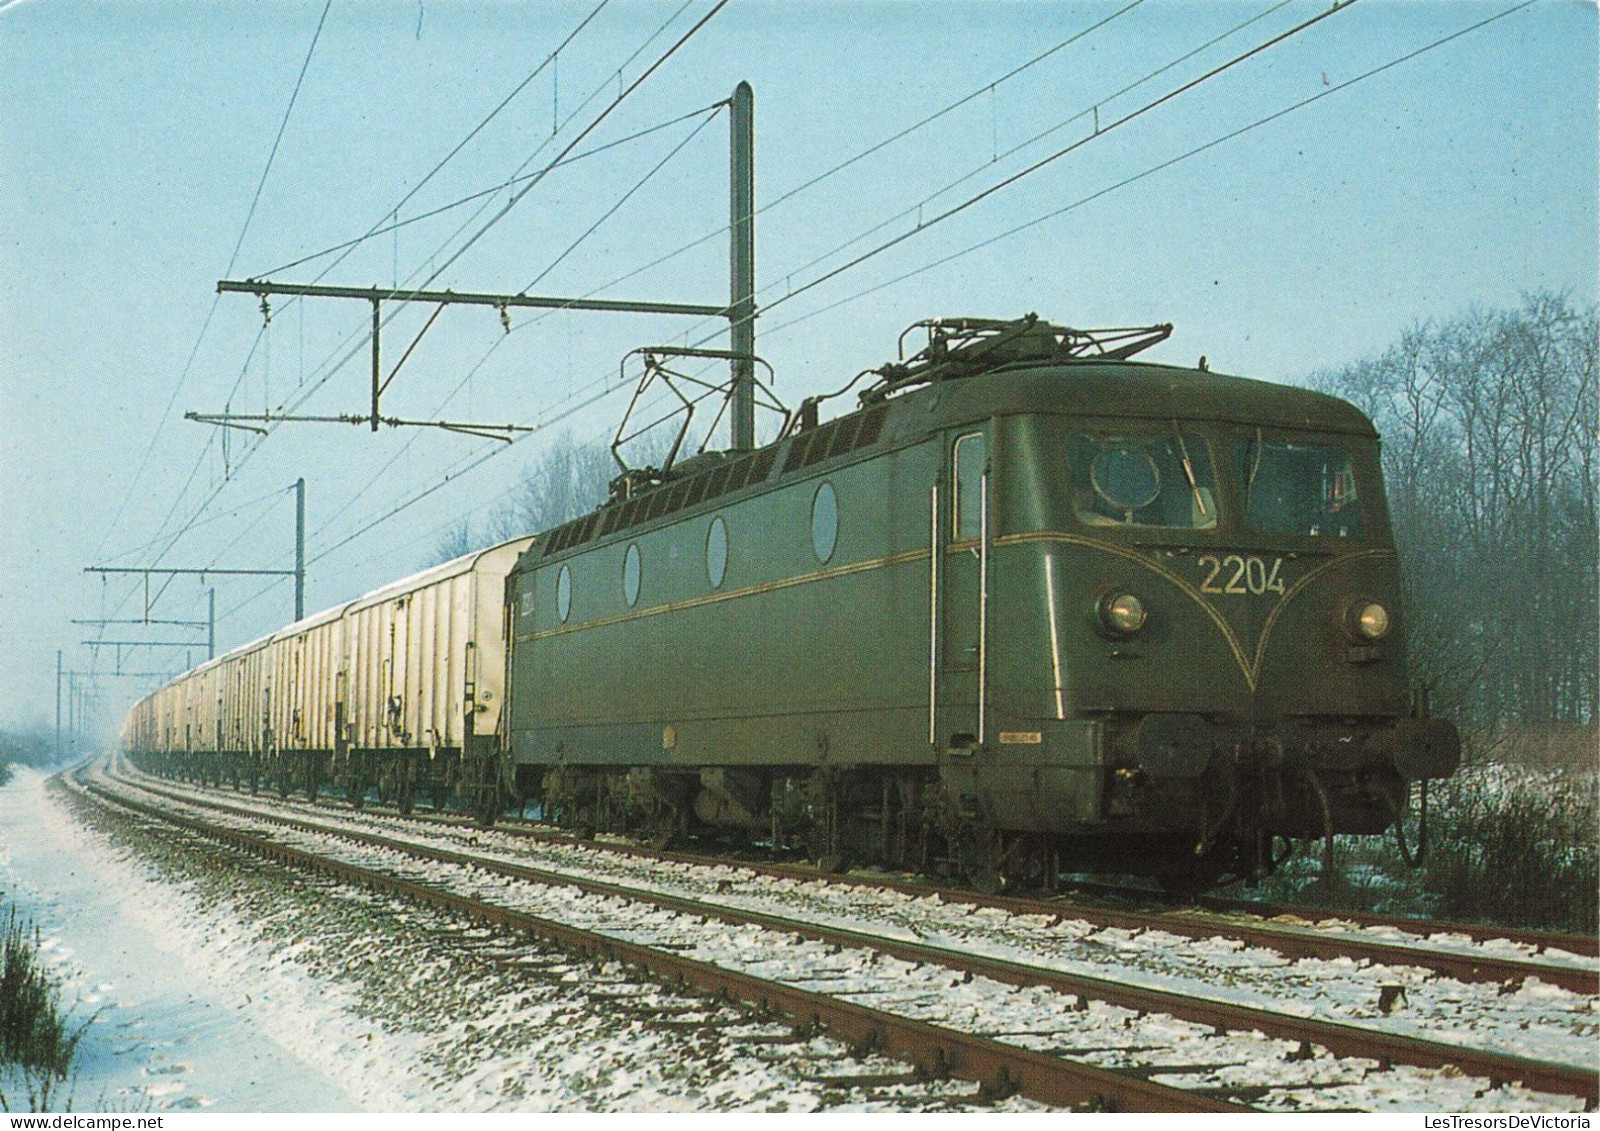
[953,432,986,541]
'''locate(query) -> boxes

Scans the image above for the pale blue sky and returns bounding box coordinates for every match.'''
[2,0,1595,732]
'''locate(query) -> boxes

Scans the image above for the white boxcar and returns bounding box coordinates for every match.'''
[341,537,533,757]
[267,603,351,756]
[122,536,534,810]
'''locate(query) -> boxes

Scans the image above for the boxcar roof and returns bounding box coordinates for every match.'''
[275,601,354,639]
[170,628,275,684]
[343,535,536,615]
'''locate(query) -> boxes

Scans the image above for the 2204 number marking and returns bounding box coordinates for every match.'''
[1199,554,1286,596]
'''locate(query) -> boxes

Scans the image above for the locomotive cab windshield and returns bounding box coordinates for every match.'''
[1238,432,1365,538]
[1069,430,1219,529]
[1062,426,1375,541]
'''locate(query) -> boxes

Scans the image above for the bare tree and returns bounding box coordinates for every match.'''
[425,518,477,567]
[1312,292,1598,752]
[485,435,620,543]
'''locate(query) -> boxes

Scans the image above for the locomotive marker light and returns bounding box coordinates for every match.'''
[1342,596,1392,642]
[1353,600,1391,641]
[1098,591,1149,637]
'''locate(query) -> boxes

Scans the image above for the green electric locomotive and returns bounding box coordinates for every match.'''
[502,315,1459,889]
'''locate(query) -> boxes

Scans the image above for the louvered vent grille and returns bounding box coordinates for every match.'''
[542,406,883,557]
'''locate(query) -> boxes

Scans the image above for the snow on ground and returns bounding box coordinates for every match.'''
[0,766,356,1112]
[1,767,1031,1113]
[137,774,1594,1073]
[95,770,1594,1113]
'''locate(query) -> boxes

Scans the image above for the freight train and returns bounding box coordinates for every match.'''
[123,315,1460,890]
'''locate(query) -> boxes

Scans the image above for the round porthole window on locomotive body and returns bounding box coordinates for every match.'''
[810,481,838,563]
[1091,447,1161,513]
[556,563,572,623]
[706,515,728,588]
[623,543,642,607]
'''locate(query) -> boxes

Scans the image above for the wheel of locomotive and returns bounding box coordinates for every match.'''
[991,834,1056,894]
[956,831,1007,895]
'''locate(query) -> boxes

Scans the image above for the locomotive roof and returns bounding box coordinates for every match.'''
[528,350,1379,565]
[850,316,1375,437]
[896,358,1378,438]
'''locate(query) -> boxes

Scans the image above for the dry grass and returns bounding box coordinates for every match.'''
[0,908,84,1111]
[1259,757,1598,936]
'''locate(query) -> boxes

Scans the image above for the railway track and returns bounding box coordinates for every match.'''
[78,763,1599,1112]
[140,763,1599,997]
[1193,894,1599,961]
[70,768,1238,1113]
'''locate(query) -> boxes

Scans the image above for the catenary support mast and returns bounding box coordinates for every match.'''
[729,81,756,451]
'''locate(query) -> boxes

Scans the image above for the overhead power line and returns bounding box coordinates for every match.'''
[304,104,725,544]
[261,0,719,441]
[517,0,1154,352]
[264,99,722,279]
[103,0,622,593]
[196,2,735,625]
[284,2,1339,579]
[96,0,332,563]
[176,0,1531,650]
[105,1,702,621]
[761,0,1360,319]
[227,0,334,275]
[762,0,1543,340]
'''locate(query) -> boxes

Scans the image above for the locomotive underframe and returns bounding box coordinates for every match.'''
[507,708,1444,888]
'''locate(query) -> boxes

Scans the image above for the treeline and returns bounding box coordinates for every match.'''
[0,727,63,782]
[1312,291,1597,760]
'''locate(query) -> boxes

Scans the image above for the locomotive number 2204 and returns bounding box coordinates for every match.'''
[1198,554,1287,596]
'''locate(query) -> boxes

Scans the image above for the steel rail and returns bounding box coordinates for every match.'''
[103,769,1600,1106]
[72,772,1247,1113]
[1193,895,1600,961]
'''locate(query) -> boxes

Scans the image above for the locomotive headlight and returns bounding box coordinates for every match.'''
[1099,592,1148,636]
[1345,599,1391,641]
